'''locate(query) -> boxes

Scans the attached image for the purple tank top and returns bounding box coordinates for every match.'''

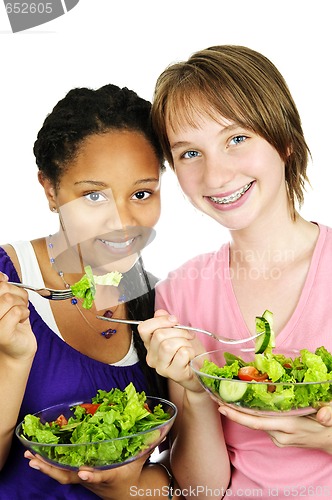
[0,247,150,499]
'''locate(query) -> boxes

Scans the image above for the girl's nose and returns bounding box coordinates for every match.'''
[203,153,234,189]
[106,203,136,231]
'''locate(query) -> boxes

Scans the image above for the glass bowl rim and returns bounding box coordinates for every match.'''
[190,348,332,386]
[15,395,177,448]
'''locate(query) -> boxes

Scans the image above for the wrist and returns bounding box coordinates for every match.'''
[134,462,176,499]
[184,386,215,406]
[149,462,174,499]
[0,352,34,379]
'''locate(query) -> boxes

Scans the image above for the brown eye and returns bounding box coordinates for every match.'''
[132,191,151,201]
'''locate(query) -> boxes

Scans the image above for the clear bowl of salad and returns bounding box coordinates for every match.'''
[15,383,177,470]
[191,345,332,416]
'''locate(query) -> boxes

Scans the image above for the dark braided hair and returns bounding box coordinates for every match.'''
[34,84,168,399]
[33,84,164,187]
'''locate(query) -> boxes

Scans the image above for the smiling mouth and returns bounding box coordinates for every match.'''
[208,182,253,204]
[100,237,135,250]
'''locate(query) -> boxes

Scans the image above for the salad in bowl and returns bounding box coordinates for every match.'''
[16,383,177,470]
[190,310,332,416]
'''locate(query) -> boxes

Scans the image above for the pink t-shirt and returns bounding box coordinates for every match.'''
[156,224,332,499]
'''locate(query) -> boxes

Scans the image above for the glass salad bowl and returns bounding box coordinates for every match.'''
[16,385,177,471]
[190,346,332,417]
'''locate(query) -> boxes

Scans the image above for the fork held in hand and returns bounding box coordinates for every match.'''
[96,316,264,345]
[8,282,73,301]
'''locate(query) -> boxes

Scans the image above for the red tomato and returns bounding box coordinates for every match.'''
[238,366,269,382]
[54,414,68,427]
[79,403,101,415]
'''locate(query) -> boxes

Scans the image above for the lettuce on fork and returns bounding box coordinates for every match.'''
[70,265,122,309]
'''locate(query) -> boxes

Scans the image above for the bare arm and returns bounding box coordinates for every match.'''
[139,310,231,499]
[170,382,230,499]
[0,274,36,469]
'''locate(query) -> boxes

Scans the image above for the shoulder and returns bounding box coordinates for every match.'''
[0,244,21,280]
[0,240,36,280]
[323,224,332,239]
[315,223,332,250]
[1,244,20,275]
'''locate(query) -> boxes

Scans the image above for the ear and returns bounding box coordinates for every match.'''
[38,171,57,212]
[286,145,293,157]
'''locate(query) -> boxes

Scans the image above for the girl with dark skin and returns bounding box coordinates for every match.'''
[0,84,180,499]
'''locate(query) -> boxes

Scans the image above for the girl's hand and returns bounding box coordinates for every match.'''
[0,273,36,359]
[24,451,173,500]
[138,309,205,393]
[218,404,332,454]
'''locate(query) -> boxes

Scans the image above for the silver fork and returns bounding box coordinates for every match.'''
[96,316,264,345]
[8,282,73,301]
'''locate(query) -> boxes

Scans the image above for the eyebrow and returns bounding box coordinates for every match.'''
[74,178,159,187]
[133,177,159,185]
[74,180,107,187]
[170,123,241,151]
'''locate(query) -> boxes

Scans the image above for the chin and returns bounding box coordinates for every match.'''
[210,211,255,232]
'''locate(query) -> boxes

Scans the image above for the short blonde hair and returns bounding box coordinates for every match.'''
[152,45,310,219]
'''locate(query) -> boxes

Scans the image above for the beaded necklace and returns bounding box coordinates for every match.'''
[47,235,125,339]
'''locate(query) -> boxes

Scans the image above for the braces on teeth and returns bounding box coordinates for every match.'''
[209,182,252,204]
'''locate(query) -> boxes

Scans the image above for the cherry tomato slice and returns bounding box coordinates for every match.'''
[79,403,101,415]
[238,366,269,382]
[54,414,68,427]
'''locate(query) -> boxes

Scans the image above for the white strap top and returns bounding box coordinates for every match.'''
[10,241,138,366]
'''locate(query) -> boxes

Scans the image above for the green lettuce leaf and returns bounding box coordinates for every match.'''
[199,345,332,412]
[254,353,285,382]
[70,265,123,309]
[20,383,171,468]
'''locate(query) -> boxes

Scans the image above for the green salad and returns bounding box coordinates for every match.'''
[20,383,171,467]
[200,310,332,412]
[70,265,123,309]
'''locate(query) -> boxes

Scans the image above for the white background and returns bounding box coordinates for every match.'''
[0,0,331,279]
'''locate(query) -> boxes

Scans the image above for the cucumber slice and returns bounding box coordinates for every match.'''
[219,379,248,402]
[262,309,275,348]
[254,316,271,354]
[262,309,273,326]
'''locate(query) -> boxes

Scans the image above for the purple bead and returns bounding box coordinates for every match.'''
[103,328,116,339]
[71,298,78,305]
[103,310,113,318]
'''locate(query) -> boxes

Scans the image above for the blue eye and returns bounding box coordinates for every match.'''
[182,150,200,159]
[230,135,247,145]
[84,192,107,203]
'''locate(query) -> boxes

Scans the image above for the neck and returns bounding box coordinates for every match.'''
[46,234,127,339]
